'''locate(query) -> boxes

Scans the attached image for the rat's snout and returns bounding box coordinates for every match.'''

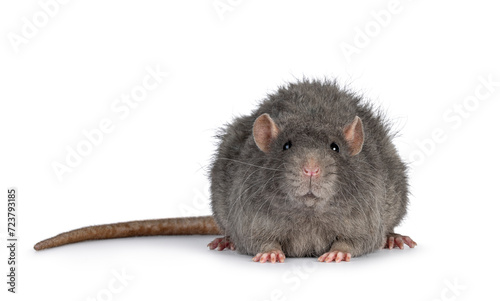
[290,153,336,201]
[302,159,321,177]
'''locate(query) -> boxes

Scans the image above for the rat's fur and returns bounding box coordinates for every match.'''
[211,79,408,257]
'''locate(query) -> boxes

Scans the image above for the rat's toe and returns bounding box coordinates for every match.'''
[252,250,285,263]
[384,233,417,249]
[402,236,417,248]
[386,236,395,249]
[318,251,351,263]
[208,236,234,251]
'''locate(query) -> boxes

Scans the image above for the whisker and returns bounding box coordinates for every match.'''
[218,158,286,171]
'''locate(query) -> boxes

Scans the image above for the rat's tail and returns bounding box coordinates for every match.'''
[34,216,221,251]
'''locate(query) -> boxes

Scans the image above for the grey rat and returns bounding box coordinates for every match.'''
[34,79,416,263]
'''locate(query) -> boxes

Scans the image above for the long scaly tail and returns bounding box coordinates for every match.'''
[34,216,221,251]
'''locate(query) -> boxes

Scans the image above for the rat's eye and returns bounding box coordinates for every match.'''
[330,142,340,152]
[283,140,292,151]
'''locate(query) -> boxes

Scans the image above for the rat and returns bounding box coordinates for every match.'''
[34,79,416,263]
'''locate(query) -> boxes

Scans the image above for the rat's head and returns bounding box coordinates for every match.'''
[252,113,364,208]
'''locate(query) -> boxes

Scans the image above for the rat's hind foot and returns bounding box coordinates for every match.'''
[384,233,417,249]
[318,251,352,263]
[252,250,285,263]
[207,236,235,251]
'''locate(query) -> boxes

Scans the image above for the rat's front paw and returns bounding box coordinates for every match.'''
[384,233,417,249]
[318,251,351,263]
[207,236,235,251]
[252,250,285,263]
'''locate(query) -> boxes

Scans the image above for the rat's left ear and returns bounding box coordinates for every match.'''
[343,116,364,156]
[253,113,280,153]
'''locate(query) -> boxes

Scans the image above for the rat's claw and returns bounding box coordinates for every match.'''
[207,237,234,251]
[384,233,417,249]
[318,251,351,263]
[252,250,285,263]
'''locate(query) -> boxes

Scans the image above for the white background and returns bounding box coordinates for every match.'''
[1,0,499,300]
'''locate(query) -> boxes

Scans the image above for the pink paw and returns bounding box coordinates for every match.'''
[207,237,235,251]
[318,251,351,263]
[384,233,417,249]
[252,250,285,263]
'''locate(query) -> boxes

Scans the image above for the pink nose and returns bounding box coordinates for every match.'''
[303,165,320,177]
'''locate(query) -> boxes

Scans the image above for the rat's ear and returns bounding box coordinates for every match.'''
[343,116,364,156]
[253,113,280,153]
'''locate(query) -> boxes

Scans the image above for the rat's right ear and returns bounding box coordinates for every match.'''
[343,116,364,156]
[253,113,280,153]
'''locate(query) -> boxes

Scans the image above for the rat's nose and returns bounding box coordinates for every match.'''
[303,164,321,177]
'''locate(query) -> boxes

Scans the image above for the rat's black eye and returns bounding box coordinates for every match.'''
[283,140,292,151]
[330,142,340,152]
